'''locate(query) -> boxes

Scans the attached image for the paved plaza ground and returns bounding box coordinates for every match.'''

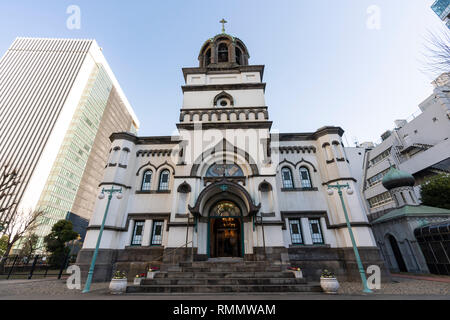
[0,274,448,300]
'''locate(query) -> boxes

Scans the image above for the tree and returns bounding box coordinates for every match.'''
[0,209,44,261]
[0,165,21,230]
[420,173,450,210]
[0,235,8,256]
[44,220,78,267]
[422,26,450,79]
[18,234,39,258]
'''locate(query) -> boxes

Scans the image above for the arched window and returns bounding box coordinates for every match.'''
[299,167,312,188]
[158,170,170,191]
[235,47,242,65]
[218,43,228,63]
[210,201,241,217]
[281,167,294,189]
[205,48,211,66]
[141,170,152,191]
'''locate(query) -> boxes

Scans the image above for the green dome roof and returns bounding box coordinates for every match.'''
[382,167,415,190]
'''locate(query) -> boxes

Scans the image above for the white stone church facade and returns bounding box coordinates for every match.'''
[77,32,387,282]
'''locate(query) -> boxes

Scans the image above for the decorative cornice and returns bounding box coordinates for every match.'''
[182,65,265,82]
[254,221,284,226]
[327,222,371,229]
[177,121,272,130]
[174,176,201,179]
[110,132,181,145]
[135,190,171,194]
[273,146,317,154]
[136,149,175,157]
[87,213,170,232]
[182,82,266,93]
[128,213,170,220]
[281,187,319,192]
[181,106,268,112]
[275,127,345,142]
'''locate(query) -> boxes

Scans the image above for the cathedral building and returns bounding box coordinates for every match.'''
[77,29,387,284]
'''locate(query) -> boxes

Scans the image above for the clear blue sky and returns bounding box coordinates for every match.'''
[0,0,446,144]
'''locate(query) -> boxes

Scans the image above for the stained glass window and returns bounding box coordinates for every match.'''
[281,167,294,189]
[131,220,145,246]
[158,170,170,191]
[141,170,152,191]
[206,163,244,177]
[299,167,312,188]
[210,201,241,217]
[289,219,303,245]
[309,218,324,244]
[151,221,164,245]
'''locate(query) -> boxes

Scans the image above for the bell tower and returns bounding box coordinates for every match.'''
[178,21,270,126]
[177,20,273,172]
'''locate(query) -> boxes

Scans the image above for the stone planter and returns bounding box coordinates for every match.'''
[147,271,159,279]
[288,270,303,278]
[133,278,143,285]
[320,277,339,294]
[109,278,128,295]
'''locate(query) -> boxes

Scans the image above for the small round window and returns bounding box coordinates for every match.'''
[217,98,230,107]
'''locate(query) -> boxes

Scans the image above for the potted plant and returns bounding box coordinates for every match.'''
[287,266,303,278]
[134,273,147,285]
[146,266,160,279]
[109,271,128,294]
[320,269,339,294]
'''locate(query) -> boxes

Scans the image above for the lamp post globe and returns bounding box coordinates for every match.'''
[116,193,123,200]
[346,188,354,195]
[327,189,334,196]
[98,193,105,200]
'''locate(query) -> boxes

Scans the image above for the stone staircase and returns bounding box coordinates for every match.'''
[126,258,322,294]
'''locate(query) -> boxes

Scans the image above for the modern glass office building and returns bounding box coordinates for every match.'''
[431,0,450,28]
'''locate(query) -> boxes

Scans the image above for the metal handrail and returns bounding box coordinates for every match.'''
[152,241,193,265]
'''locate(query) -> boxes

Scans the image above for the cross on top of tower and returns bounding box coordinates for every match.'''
[220,19,228,33]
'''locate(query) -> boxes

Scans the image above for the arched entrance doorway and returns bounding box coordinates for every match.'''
[208,201,243,258]
[388,235,407,272]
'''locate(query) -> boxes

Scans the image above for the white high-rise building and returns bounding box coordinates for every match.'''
[0,38,140,246]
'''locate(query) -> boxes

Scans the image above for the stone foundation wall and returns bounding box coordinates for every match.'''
[76,249,118,282]
[287,246,391,282]
[76,245,390,282]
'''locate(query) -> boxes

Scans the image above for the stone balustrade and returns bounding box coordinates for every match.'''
[179,106,269,122]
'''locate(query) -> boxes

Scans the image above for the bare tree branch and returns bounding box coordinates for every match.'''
[0,165,21,227]
[0,209,45,261]
[421,26,450,79]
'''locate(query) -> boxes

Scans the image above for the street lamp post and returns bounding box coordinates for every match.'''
[82,187,122,293]
[327,182,372,294]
